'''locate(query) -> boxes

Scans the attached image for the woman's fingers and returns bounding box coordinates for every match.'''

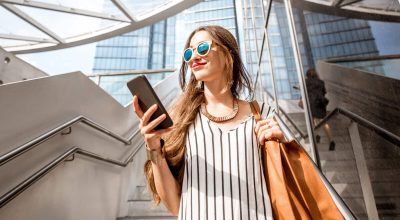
[255,118,276,134]
[132,96,144,118]
[257,121,278,135]
[149,126,174,137]
[258,130,272,144]
[141,104,158,126]
[141,113,167,134]
[254,119,268,134]
[143,127,174,146]
[258,127,283,144]
[255,117,284,144]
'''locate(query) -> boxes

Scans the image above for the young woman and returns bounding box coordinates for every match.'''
[133,25,285,220]
[305,68,335,150]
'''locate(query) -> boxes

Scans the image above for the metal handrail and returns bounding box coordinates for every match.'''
[324,54,400,63]
[0,72,180,210]
[277,105,307,138]
[86,68,176,77]
[1,71,180,168]
[0,115,140,167]
[262,90,307,138]
[0,144,143,208]
[308,107,400,147]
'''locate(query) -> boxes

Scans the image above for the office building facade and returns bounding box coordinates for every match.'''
[243,2,380,99]
[91,0,239,105]
[92,0,380,104]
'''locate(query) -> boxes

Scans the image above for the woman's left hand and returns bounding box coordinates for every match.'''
[254,117,285,144]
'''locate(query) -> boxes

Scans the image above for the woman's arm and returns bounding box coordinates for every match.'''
[148,142,181,215]
[133,96,181,216]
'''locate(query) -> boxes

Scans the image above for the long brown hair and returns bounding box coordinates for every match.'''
[144,25,253,204]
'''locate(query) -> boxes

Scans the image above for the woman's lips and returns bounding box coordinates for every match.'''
[192,62,206,70]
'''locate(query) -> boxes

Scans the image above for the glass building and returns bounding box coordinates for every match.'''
[90,18,176,105]
[92,0,383,104]
[245,2,380,99]
[91,0,239,105]
[173,0,239,67]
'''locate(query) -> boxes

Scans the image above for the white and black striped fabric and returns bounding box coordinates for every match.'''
[177,102,274,220]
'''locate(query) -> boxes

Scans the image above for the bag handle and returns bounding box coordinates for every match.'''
[250,101,282,144]
[249,100,262,122]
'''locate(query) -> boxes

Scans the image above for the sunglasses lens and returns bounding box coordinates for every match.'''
[197,42,210,55]
[183,48,193,62]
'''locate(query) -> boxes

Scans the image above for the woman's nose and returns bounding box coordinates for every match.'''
[191,51,201,61]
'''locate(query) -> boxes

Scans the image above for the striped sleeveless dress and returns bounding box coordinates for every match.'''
[177,102,274,220]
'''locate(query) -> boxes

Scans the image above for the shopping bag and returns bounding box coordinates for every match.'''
[250,101,343,220]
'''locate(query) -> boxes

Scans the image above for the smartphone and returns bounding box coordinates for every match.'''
[127,75,173,130]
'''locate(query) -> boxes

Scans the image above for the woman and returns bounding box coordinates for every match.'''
[305,68,335,151]
[133,25,285,219]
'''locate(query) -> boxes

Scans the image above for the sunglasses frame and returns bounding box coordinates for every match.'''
[183,40,213,63]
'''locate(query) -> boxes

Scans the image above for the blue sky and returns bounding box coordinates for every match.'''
[16,20,400,76]
[369,21,400,55]
[18,43,97,75]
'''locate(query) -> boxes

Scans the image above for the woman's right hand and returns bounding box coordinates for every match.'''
[132,95,174,150]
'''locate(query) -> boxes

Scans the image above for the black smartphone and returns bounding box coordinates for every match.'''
[127,75,173,130]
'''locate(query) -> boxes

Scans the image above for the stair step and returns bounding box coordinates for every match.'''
[324,169,400,183]
[366,159,400,170]
[376,196,400,217]
[342,197,367,214]
[317,142,352,151]
[372,183,400,197]
[321,159,400,171]
[319,149,355,161]
[125,200,172,218]
[131,185,152,200]
[118,216,176,220]
[332,183,363,198]
[321,160,356,172]
[325,171,360,184]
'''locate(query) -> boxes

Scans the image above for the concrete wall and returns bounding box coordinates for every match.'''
[0,71,180,219]
[0,47,47,85]
[317,60,400,136]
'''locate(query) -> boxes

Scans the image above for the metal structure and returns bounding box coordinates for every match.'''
[1,0,399,54]
[0,0,201,53]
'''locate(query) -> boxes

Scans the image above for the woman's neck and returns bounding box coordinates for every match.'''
[203,80,234,107]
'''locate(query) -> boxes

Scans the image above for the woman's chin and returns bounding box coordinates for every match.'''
[193,71,209,81]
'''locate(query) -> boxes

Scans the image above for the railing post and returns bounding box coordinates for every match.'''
[282,0,320,167]
[348,121,379,220]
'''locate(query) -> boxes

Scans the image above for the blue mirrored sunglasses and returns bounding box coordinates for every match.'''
[183,41,213,62]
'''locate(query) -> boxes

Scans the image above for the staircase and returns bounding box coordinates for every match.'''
[281,107,400,219]
[118,146,175,220]
[0,71,179,220]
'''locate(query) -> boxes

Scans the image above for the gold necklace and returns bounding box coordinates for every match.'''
[201,99,239,122]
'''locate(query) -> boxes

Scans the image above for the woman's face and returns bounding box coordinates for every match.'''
[187,31,226,83]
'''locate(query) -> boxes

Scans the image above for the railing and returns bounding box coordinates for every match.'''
[86,68,177,77]
[310,107,400,147]
[0,144,143,208]
[262,90,307,139]
[324,54,400,63]
[87,68,177,86]
[0,115,140,167]
[0,71,181,211]
[0,115,143,208]
[276,102,307,139]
